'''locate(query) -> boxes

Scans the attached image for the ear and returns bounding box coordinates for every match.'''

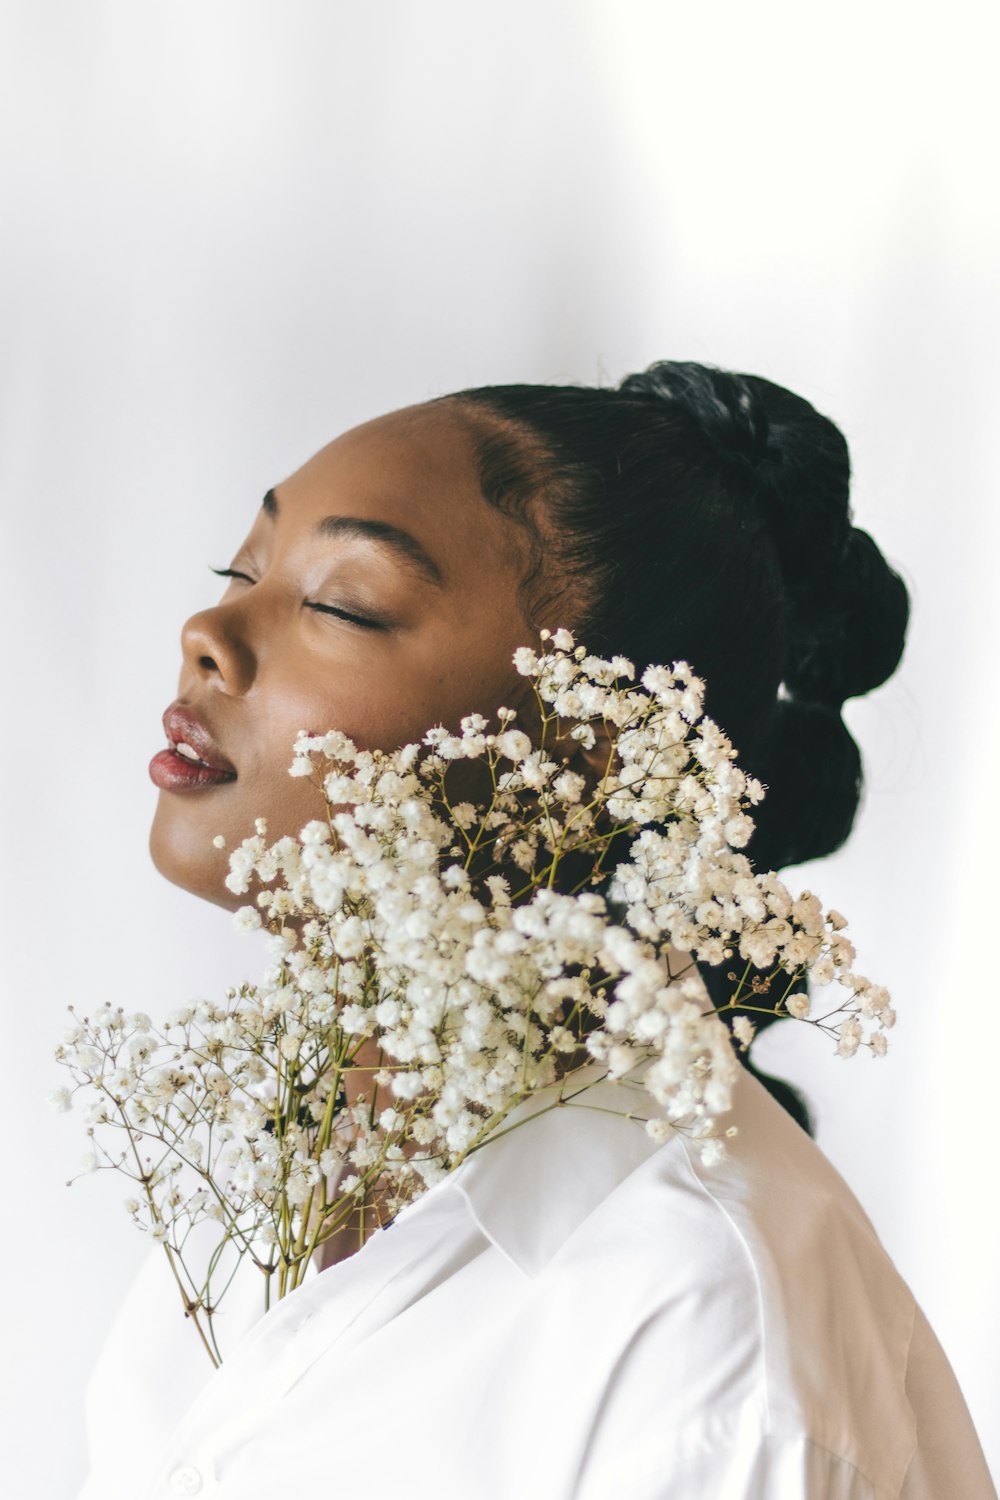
[552,717,616,785]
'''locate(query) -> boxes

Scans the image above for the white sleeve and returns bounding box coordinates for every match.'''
[577,1431,880,1500]
[898,1305,997,1500]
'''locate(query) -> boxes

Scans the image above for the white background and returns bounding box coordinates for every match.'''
[1,2,997,1492]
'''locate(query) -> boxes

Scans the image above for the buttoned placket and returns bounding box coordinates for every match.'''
[140,1186,470,1498]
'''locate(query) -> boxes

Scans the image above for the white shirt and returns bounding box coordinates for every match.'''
[78,1063,996,1500]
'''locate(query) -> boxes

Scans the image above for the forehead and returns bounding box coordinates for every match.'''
[274,403,530,591]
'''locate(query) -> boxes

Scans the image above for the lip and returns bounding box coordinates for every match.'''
[149,704,238,791]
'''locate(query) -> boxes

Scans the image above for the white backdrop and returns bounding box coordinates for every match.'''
[2,2,997,1492]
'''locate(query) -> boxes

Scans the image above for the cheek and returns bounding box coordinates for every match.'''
[236,679,409,842]
[258,665,407,755]
[257,764,328,841]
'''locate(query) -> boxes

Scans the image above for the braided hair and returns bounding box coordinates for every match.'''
[439,363,910,1128]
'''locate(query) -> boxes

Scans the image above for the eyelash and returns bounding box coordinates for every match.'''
[209,567,386,631]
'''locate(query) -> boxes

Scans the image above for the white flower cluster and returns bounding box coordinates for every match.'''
[54,629,893,1363]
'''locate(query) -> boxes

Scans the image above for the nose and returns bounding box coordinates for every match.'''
[181,605,257,696]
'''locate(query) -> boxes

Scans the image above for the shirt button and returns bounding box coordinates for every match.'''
[168,1466,203,1495]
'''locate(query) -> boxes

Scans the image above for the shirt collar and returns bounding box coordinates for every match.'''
[450,1061,670,1278]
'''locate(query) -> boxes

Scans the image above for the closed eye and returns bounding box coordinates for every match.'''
[211,565,256,585]
[210,566,386,630]
[305,601,389,630]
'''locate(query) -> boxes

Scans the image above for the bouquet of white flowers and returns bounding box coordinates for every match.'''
[54,630,893,1366]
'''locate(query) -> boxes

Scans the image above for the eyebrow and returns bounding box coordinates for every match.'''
[262,488,445,589]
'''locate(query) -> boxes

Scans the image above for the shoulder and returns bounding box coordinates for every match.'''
[551,1069,920,1495]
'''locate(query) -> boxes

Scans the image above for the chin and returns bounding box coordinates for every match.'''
[148,799,240,911]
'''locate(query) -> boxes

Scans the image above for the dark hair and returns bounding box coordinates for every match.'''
[440,361,910,1130]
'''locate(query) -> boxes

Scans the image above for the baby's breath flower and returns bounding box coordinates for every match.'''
[836,1016,863,1058]
[732,1017,755,1051]
[55,627,891,1366]
[698,1137,727,1167]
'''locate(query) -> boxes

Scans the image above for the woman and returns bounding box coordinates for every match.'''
[80,363,995,1498]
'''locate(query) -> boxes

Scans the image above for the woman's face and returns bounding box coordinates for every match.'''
[149,402,541,908]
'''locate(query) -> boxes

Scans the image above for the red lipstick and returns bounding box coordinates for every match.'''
[149,704,238,791]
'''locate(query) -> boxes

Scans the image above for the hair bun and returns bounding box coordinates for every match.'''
[784,527,909,707]
[619,361,771,467]
[749,698,862,871]
[620,362,910,713]
[721,372,908,711]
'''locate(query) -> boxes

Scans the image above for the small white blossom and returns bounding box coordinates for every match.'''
[553,770,586,805]
[55,626,891,1364]
[837,1016,863,1058]
[732,1017,755,1051]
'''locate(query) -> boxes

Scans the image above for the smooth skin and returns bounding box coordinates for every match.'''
[149,400,613,1265]
[150,401,603,907]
